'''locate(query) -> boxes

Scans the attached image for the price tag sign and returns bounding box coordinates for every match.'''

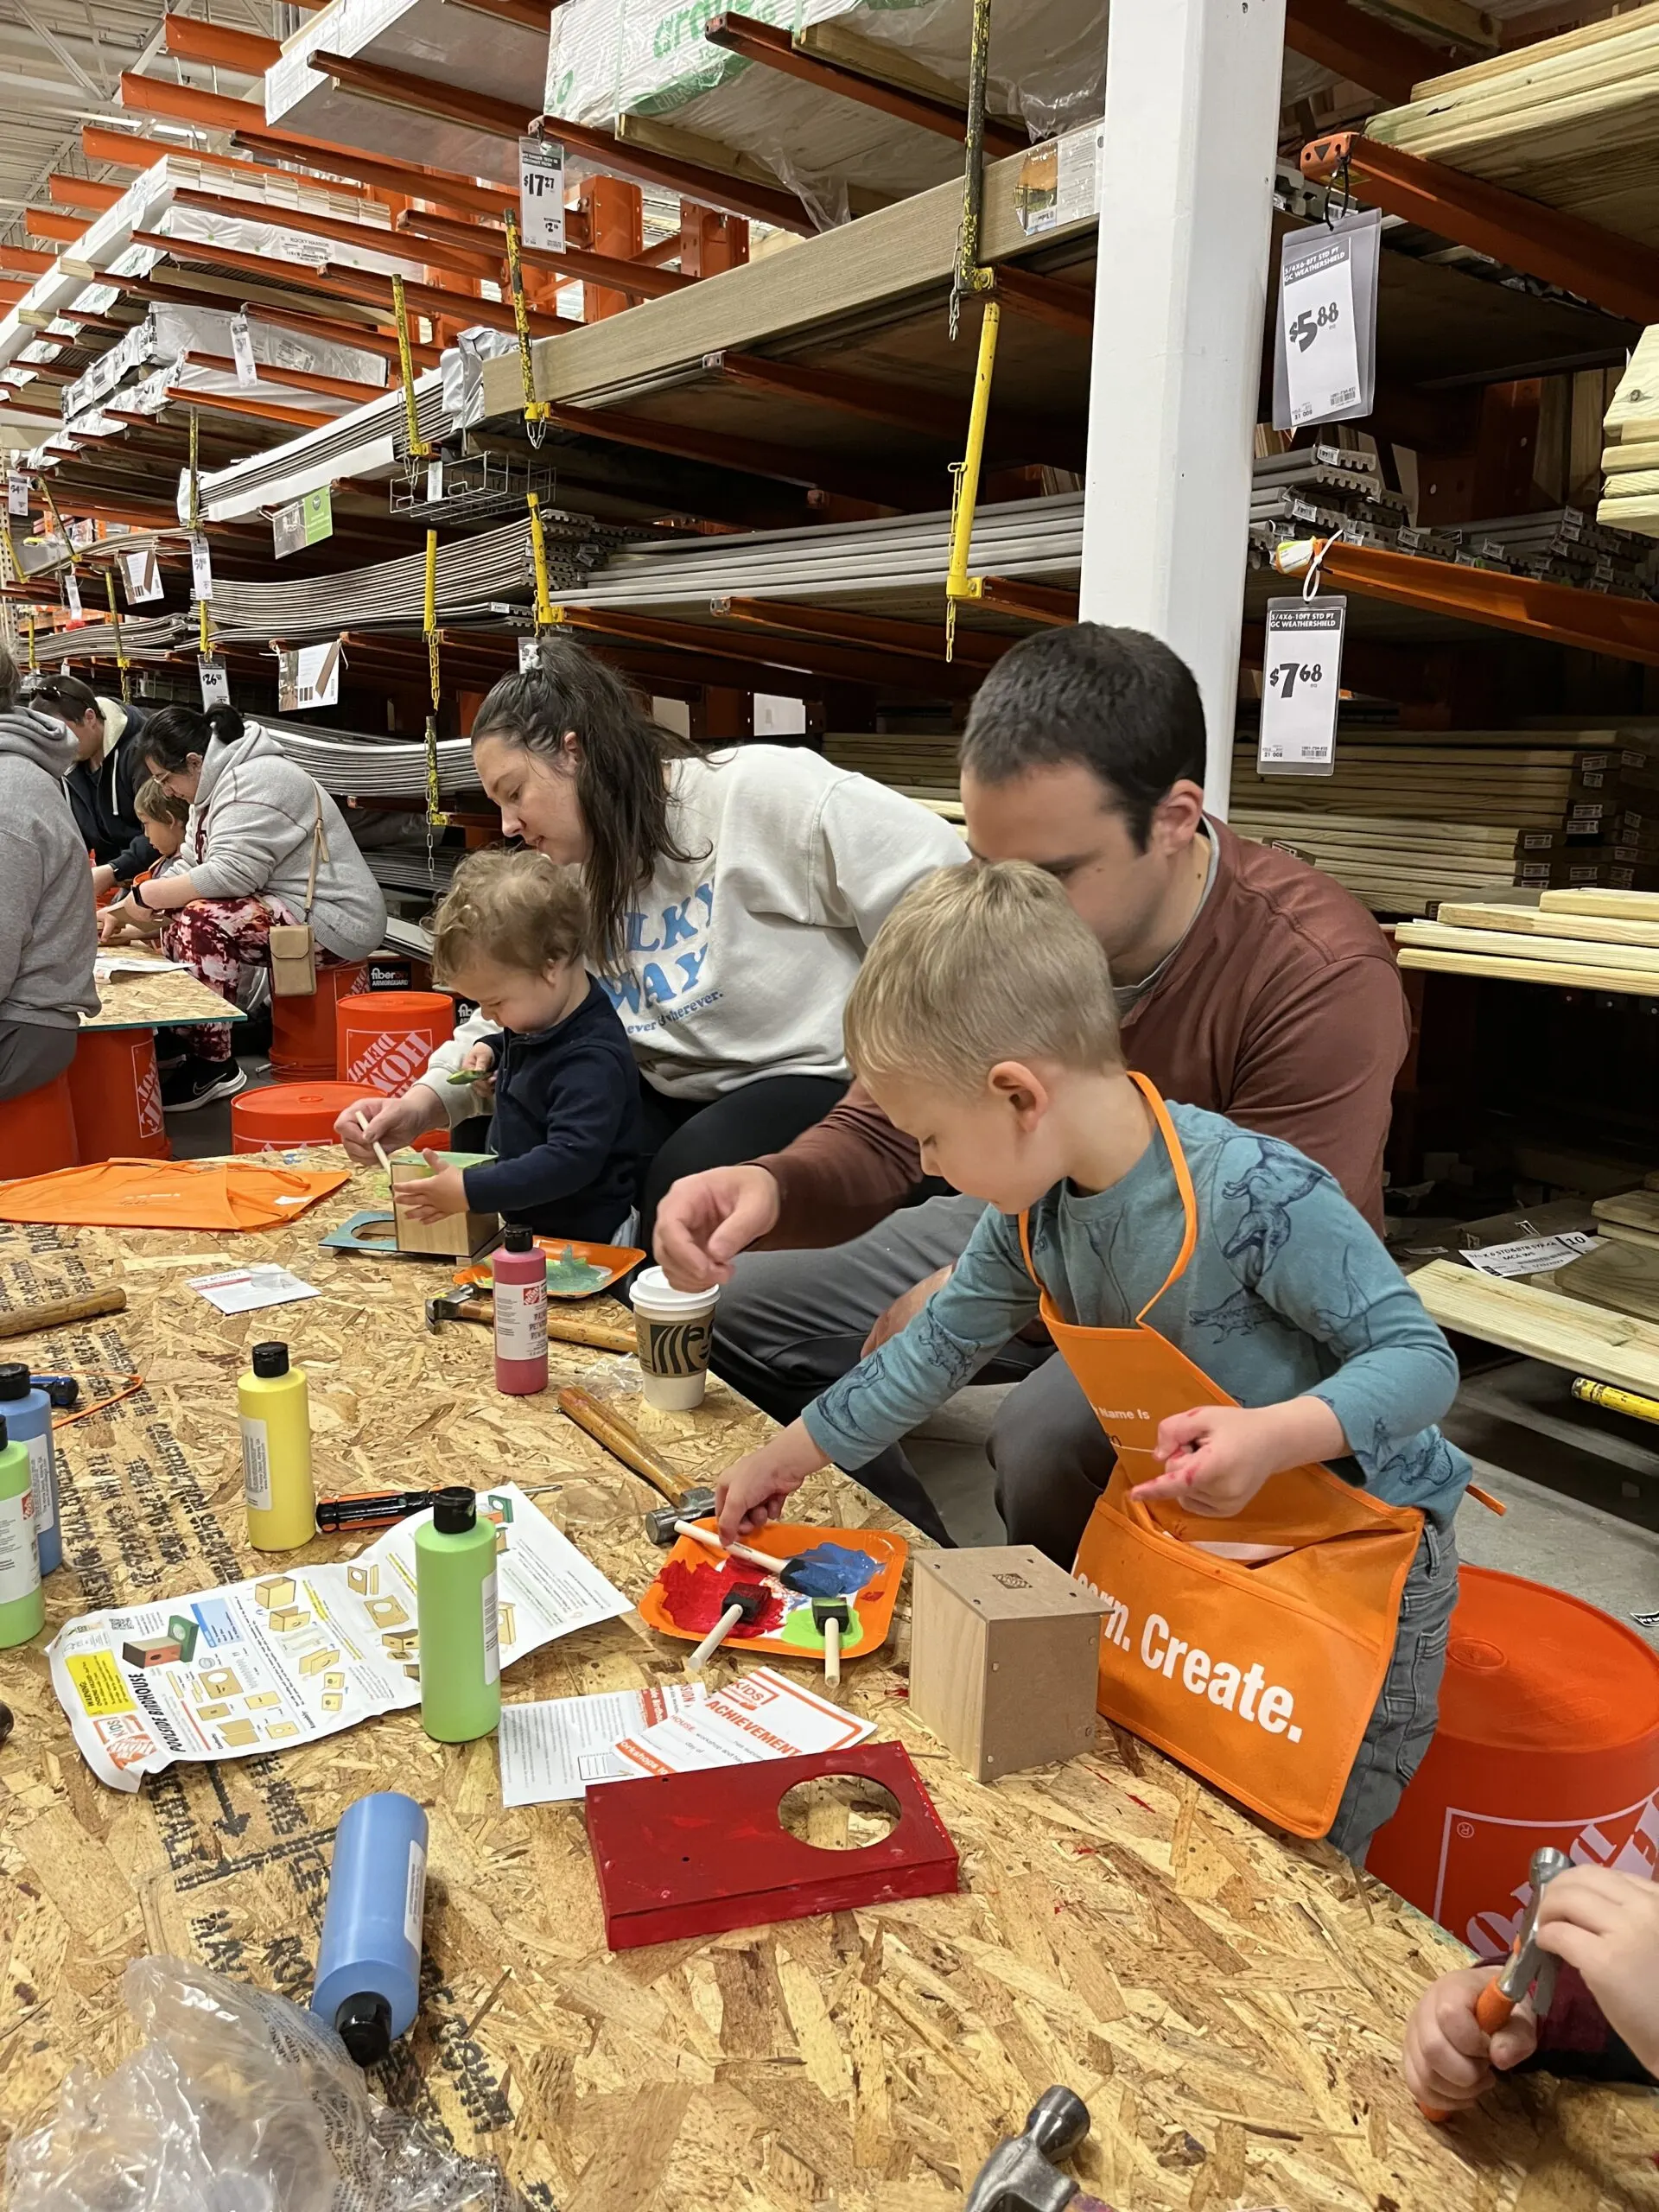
[272,485,333,560]
[1256,596,1344,778]
[119,544,163,605]
[426,457,444,505]
[518,135,566,253]
[62,570,83,623]
[198,653,230,708]
[230,313,258,389]
[277,638,343,713]
[518,634,542,671]
[1272,210,1380,432]
[189,532,213,601]
[6,472,28,518]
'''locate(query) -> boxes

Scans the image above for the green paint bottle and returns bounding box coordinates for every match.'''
[0,1414,45,1649]
[415,1487,499,1743]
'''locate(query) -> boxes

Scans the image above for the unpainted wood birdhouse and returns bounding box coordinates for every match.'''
[908,1545,1108,1783]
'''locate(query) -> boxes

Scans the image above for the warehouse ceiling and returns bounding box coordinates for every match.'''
[0,0,265,256]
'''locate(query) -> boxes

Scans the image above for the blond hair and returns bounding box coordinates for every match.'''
[134,776,190,829]
[429,848,588,984]
[843,861,1122,1093]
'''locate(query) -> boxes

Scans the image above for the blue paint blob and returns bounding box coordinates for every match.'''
[779,1542,879,1599]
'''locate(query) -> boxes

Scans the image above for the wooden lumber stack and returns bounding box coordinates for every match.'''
[826,732,964,817]
[1602,325,1659,539]
[1414,1255,1659,1395]
[1231,729,1659,915]
[1395,885,1659,994]
[1366,6,1659,245]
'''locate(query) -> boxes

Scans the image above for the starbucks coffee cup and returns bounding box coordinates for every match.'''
[632,1267,720,1410]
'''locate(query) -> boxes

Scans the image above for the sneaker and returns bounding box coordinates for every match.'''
[162,1058,248,1113]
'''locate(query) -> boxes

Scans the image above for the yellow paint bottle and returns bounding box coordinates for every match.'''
[240,1340,315,1551]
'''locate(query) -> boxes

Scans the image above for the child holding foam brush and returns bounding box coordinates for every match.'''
[715,861,1470,1861]
[392,849,639,1241]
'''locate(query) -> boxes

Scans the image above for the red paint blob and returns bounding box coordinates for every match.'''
[656,1558,785,1639]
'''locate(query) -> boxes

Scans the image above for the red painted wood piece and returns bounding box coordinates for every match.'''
[585,1742,959,1951]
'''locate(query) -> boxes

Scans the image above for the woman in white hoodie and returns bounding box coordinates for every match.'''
[0,643,98,1102]
[340,639,964,1248]
[101,702,386,1112]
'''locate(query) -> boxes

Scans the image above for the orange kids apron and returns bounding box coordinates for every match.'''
[1026,1074,1423,1838]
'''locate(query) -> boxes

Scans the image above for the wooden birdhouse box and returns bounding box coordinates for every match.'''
[908,1546,1108,1783]
[390,1149,499,1259]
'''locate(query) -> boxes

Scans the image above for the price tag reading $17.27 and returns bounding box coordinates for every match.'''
[1281,233,1360,428]
[1256,597,1344,777]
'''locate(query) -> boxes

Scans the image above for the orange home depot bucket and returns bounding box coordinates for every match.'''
[336,990,454,1097]
[1368,1567,1659,1955]
[270,961,367,1081]
[233,1083,378,1152]
[67,1030,169,1161]
[0,1071,79,1177]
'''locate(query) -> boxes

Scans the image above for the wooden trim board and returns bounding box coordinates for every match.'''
[480,120,1098,416]
[1395,921,1659,972]
[1435,899,1659,945]
[1541,886,1659,919]
[1413,1255,1659,1392]
[1396,946,1659,994]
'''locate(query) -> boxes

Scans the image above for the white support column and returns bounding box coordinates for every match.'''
[1077,0,1287,817]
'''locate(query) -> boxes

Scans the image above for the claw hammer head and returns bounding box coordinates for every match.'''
[963,2087,1091,2212]
[426,1288,492,1332]
[644,1489,718,1543]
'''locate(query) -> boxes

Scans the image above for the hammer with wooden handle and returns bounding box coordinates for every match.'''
[556,1385,688,1505]
[0,1286,127,1342]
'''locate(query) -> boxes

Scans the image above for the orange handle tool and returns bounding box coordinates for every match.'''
[1418,1969,1519,2123]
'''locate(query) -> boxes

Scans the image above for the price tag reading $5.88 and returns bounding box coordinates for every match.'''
[1281,233,1360,428]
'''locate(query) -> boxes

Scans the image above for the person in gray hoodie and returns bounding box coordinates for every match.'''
[0,641,99,1103]
[100,701,387,1111]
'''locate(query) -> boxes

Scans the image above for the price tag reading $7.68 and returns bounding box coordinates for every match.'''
[1256,597,1344,777]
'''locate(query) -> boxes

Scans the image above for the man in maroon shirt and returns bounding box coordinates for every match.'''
[655,625,1410,1555]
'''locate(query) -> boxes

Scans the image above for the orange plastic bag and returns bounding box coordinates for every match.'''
[0,1158,348,1231]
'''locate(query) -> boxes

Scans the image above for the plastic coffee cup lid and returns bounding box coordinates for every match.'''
[632,1266,720,1315]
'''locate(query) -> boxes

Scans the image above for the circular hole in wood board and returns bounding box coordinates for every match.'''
[778,1775,901,1852]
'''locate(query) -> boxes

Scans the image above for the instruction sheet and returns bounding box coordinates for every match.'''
[48,1484,631,1790]
[497,1681,707,1805]
[613,1667,874,1777]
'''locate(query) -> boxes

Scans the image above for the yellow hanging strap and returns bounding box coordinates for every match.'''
[943,0,996,661]
[37,475,80,619]
[391,275,433,476]
[944,296,999,661]
[423,527,448,833]
[505,212,550,447]
[104,571,130,702]
[526,491,563,639]
[188,408,200,532]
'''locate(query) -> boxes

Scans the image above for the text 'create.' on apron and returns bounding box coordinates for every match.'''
[1023,1074,1423,1839]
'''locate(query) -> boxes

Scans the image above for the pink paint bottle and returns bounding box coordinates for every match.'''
[493,1225,548,1396]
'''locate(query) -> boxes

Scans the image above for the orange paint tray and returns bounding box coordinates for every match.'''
[637,1521,909,1662]
[453,1236,644,1300]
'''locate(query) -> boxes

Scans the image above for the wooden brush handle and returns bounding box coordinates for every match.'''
[0,1285,127,1341]
[544,1313,637,1354]
[556,1385,682,1502]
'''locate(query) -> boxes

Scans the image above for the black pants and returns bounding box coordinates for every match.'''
[635,1073,847,1261]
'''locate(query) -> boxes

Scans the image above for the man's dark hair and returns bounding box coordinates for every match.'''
[959,624,1207,850]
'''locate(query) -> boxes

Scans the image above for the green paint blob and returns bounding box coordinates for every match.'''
[779,1598,867,1653]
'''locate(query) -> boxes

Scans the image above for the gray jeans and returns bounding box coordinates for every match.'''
[0,1019,77,1104]
[1330,1516,1459,1862]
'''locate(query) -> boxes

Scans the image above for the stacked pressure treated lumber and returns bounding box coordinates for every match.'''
[1395,886,1659,995]
[1602,325,1659,539]
[1364,4,1659,242]
[826,733,963,815]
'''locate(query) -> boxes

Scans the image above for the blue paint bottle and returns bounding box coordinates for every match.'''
[0,1364,60,1574]
[312,1791,428,2065]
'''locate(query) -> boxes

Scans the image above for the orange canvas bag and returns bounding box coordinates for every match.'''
[0,1159,347,1231]
[1029,1076,1423,1839]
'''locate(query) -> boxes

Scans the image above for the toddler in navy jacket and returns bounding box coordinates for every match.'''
[393,849,639,1241]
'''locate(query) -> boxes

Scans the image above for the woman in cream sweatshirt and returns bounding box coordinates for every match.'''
[341,638,964,1245]
[102,702,385,1112]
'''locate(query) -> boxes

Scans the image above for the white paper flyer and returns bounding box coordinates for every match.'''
[497,1681,707,1806]
[613,1667,874,1777]
[48,1484,631,1791]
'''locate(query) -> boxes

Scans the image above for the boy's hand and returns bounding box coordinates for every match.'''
[1403,1967,1539,2113]
[337,1085,442,1164]
[1131,1395,1346,1516]
[392,1154,468,1221]
[455,1040,497,1105]
[716,1421,824,1544]
[1535,1866,1659,2075]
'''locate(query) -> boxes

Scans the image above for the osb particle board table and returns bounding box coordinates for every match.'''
[0,1162,1653,2212]
[84,956,245,1032]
